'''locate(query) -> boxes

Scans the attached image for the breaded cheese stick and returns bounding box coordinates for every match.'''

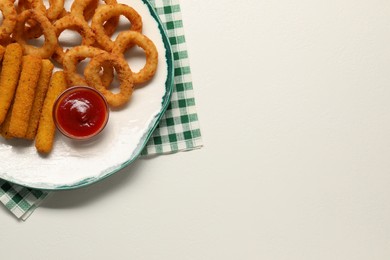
[25,59,54,140]
[0,43,23,124]
[35,71,67,153]
[8,55,42,138]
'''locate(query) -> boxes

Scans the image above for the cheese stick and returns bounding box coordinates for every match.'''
[25,59,54,140]
[35,71,67,153]
[0,43,23,124]
[8,55,42,138]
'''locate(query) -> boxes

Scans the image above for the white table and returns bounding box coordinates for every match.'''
[2,0,390,259]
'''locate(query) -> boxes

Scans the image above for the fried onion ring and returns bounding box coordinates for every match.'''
[112,31,158,85]
[83,0,99,21]
[63,45,114,88]
[22,0,65,38]
[91,4,142,52]
[0,0,17,41]
[25,0,64,21]
[27,0,46,13]
[47,0,65,21]
[71,0,98,21]
[16,0,44,38]
[58,8,69,19]
[53,15,95,64]
[14,9,58,58]
[71,0,119,36]
[0,35,14,46]
[85,52,134,107]
[16,0,28,14]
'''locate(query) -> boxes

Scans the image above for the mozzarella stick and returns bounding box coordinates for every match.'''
[8,55,42,138]
[0,43,23,124]
[35,71,67,153]
[25,59,54,140]
[0,46,11,138]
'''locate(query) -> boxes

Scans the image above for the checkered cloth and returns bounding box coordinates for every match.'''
[0,0,202,220]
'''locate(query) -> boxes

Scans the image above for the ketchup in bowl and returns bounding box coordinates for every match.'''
[53,86,109,140]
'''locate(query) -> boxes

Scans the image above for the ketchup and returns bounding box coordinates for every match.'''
[54,87,109,139]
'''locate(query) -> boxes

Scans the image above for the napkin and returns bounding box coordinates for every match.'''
[0,0,202,220]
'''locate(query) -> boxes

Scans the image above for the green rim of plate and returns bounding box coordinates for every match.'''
[1,0,174,190]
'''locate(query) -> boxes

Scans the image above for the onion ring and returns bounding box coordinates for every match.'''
[16,0,28,14]
[16,0,44,39]
[53,15,95,64]
[0,0,17,41]
[27,0,46,14]
[13,9,58,59]
[47,0,65,21]
[85,52,134,107]
[0,35,14,46]
[26,0,64,20]
[91,4,142,52]
[22,0,65,38]
[58,8,69,19]
[112,31,158,85]
[27,0,46,12]
[71,0,119,36]
[71,0,97,19]
[83,0,99,21]
[62,45,114,88]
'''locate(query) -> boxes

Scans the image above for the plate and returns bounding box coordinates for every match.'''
[0,0,174,190]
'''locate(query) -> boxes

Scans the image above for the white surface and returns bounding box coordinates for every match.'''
[2,0,390,259]
[0,0,169,189]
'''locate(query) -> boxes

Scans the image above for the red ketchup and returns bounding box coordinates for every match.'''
[53,86,109,140]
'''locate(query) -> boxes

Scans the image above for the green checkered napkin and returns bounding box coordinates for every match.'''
[0,0,202,220]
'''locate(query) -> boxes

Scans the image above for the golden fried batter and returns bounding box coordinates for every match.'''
[35,71,67,153]
[8,55,42,138]
[25,59,54,140]
[0,43,23,125]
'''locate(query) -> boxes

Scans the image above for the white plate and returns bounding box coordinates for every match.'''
[0,0,174,190]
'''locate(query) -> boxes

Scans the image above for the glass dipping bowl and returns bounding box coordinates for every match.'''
[53,86,109,140]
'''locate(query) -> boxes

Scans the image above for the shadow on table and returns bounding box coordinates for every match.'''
[41,158,146,209]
